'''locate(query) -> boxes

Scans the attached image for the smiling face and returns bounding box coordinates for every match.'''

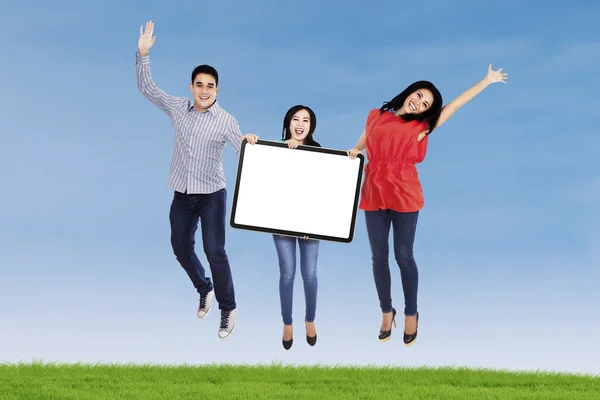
[289,109,311,143]
[189,73,218,111]
[399,88,434,115]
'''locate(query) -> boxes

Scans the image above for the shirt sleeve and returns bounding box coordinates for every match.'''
[135,52,180,117]
[226,116,243,154]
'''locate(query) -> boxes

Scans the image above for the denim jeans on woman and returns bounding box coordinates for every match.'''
[272,234,319,325]
[364,209,419,316]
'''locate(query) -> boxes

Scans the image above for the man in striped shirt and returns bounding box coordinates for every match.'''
[136,20,251,339]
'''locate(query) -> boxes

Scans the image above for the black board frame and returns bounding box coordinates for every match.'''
[229,139,365,243]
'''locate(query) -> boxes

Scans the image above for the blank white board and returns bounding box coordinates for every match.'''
[230,139,365,243]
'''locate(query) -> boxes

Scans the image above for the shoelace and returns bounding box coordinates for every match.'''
[220,311,231,329]
[199,293,207,309]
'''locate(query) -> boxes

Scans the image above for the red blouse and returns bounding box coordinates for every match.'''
[358,108,430,213]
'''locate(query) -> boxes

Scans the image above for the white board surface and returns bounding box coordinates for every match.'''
[230,140,364,243]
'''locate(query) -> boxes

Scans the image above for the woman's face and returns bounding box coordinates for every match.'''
[400,88,434,115]
[289,109,311,143]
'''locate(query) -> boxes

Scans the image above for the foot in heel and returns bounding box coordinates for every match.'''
[378,308,397,342]
[403,312,419,346]
[305,321,317,346]
[282,324,293,350]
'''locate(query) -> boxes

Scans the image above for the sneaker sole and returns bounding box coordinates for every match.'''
[197,307,211,319]
[218,322,236,340]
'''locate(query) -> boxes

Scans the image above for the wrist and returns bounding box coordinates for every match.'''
[138,49,149,57]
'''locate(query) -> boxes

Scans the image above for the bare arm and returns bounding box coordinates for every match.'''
[428,64,507,133]
[353,129,367,151]
[346,129,366,158]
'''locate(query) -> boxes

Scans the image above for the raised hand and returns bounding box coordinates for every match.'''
[485,63,508,84]
[138,20,156,56]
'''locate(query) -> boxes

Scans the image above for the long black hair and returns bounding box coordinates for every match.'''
[380,80,443,135]
[281,105,320,147]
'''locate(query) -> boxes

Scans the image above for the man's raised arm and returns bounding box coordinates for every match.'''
[136,20,178,117]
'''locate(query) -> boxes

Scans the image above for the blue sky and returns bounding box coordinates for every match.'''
[1,0,599,375]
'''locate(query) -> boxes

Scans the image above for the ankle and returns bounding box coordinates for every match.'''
[305,321,316,334]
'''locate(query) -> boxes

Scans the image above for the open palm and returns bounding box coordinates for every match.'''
[486,63,508,84]
[138,20,156,55]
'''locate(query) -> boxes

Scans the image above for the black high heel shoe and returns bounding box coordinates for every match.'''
[403,312,419,346]
[282,325,293,350]
[378,308,397,342]
[306,322,317,346]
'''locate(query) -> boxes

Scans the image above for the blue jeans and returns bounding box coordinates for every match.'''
[364,209,419,316]
[169,189,236,311]
[273,235,319,325]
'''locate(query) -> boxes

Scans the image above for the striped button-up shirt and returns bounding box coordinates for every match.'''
[136,52,243,194]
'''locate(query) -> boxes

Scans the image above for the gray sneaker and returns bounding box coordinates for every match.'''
[218,309,236,339]
[197,289,214,319]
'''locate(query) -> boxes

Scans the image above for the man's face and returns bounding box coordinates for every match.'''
[189,73,218,111]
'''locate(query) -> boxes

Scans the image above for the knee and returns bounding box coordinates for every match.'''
[371,247,389,263]
[280,272,295,282]
[371,248,389,266]
[171,237,192,260]
[203,242,227,264]
[301,265,317,281]
[369,240,389,263]
[394,247,415,268]
[280,263,296,281]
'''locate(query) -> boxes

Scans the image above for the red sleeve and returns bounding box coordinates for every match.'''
[364,108,380,133]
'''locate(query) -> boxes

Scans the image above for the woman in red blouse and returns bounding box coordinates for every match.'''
[347,64,508,345]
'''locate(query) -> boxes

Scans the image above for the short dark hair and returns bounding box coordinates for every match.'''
[281,105,320,147]
[380,80,443,135]
[191,65,219,86]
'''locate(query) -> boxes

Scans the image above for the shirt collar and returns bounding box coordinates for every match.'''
[188,99,220,116]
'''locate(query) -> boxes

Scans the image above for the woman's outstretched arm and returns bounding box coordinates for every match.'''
[431,63,507,132]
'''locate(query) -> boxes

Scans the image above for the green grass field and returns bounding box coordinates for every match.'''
[1,362,598,399]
